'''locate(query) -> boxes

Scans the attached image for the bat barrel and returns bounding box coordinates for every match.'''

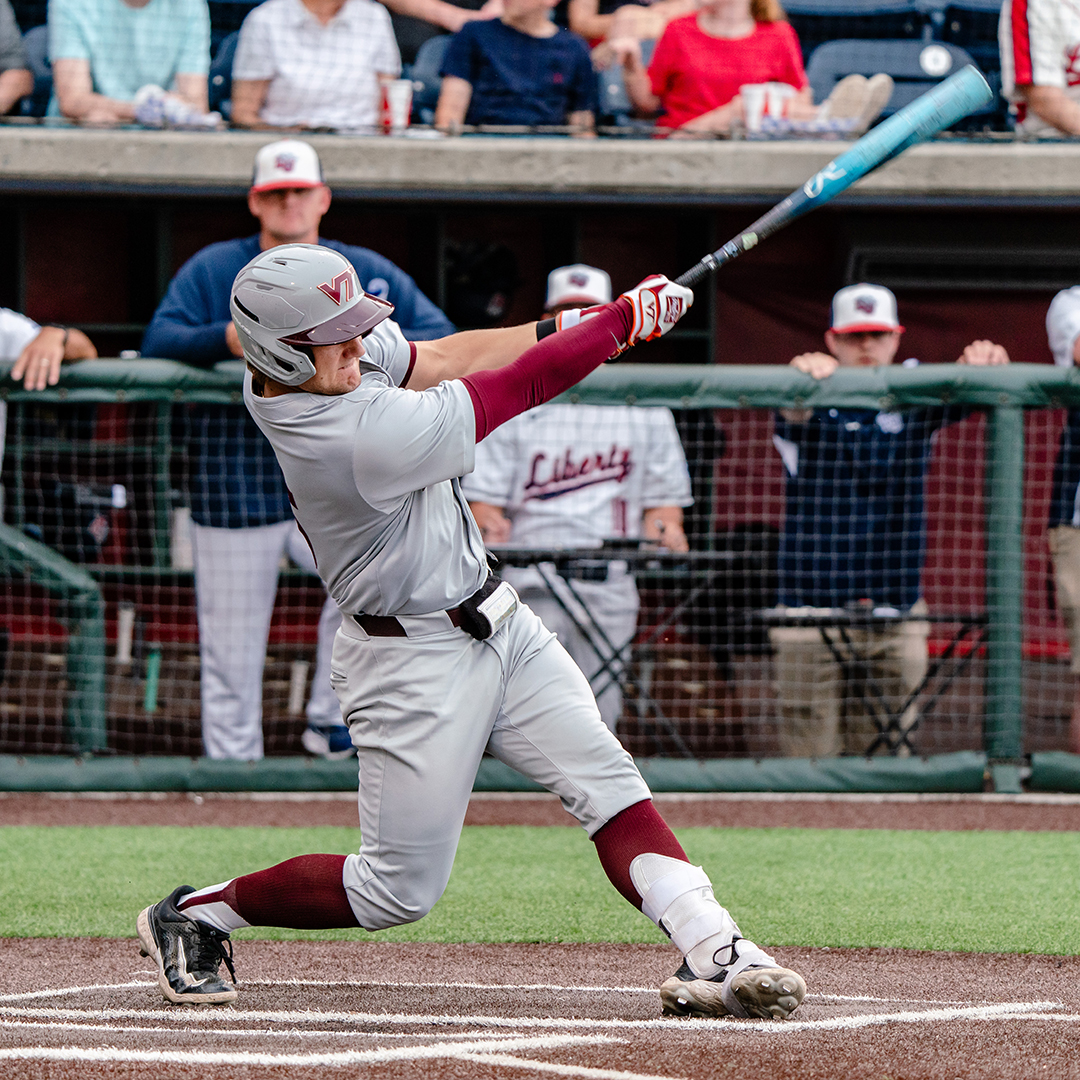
[672,66,992,289]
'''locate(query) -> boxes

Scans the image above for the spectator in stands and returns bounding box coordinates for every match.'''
[48,0,213,124]
[142,139,453,762]
[434,0,597,130]
[770,284,1009,758]
[0,0,32,114]
[618,0,891,134]
[569,0,691,48]
[1044,287,1080,754]
[462,263,692,733]
[229,0,401,131]
[1000,0,1080,136]
[387,0,504,67]
[2,313,97,501]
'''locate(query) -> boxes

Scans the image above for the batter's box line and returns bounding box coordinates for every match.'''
[0,1033,686,1080]
[0,1001,1070,1033]
[0,978,1021,1012]
[0,1018,618,1044]
[241,979,996,1008]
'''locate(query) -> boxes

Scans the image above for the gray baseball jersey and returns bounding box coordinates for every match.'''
[244,318,487,615]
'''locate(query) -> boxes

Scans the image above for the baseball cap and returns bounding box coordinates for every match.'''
[546,264,612,310]
[830,283,904,334]
[251,139,324,193]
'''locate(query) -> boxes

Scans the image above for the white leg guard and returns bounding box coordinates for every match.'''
[630,853,777,980]
[634,854,806,1020]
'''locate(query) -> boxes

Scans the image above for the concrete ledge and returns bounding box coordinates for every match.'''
[0,751,988,793]
[2,126,1079,200]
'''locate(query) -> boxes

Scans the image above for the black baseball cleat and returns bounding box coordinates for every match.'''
[660,943,807,1020]
[137,885,238,1005]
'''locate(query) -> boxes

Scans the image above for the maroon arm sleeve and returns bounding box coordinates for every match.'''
[461,299,633,441]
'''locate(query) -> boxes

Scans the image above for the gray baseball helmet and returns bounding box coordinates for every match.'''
[230,244,394,386]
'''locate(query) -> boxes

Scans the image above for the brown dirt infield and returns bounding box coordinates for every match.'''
[2,793,1078,1079]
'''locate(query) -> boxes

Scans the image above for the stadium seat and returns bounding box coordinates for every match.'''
[596,40,655,128]
[9,0,45,33]
[209,30,239,119]
[784,0,926,64]
[20,23,50,118]
[207,0,263,54]
[407,34,449,125]
[939,0,1004,76]
[805,37,993,123]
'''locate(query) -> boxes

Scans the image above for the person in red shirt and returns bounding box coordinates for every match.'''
[619,0,890,133]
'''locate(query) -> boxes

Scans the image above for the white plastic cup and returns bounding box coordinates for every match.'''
[380,79,413,133]
[739,83,768,132]
[764,82,797,119]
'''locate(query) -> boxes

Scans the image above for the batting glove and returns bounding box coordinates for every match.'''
[620,275,694,349]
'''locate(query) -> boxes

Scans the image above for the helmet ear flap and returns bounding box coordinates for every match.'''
[232,299,317,386]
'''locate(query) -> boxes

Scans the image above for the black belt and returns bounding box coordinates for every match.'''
[354,608,464,637]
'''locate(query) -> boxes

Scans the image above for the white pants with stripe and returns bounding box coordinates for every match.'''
[335,602,650,930]
[192,519,342,760]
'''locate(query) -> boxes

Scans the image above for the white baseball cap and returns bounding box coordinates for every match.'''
[251,139,325,193]
[830,283,904,334]
[545,264,612,310]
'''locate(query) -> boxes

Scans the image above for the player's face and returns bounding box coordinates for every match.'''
[302,336,366,396]
[248,185,332,245]
[825,329,902,368]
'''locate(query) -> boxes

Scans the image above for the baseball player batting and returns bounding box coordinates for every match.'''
[135,244,806,1021]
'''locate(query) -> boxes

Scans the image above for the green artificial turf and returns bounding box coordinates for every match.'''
[2,825,1077,954]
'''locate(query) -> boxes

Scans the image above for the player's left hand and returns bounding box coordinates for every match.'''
[957,340,1009,366]
[620,275,694,350]
[10,326,66,391]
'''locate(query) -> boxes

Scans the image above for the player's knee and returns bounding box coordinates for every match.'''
[343,855,448,930]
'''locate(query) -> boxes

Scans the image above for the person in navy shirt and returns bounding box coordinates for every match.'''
[142,139,452,763]
[435,0,597,129]
[769,284,1009,758]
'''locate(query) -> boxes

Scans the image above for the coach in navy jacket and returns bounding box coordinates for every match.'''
[769,283,1008,759]
[142,139,453,763]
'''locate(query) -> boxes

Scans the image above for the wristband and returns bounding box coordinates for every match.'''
[536,318,557,341]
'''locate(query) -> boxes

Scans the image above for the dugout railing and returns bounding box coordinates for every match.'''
[2,358,1079,795]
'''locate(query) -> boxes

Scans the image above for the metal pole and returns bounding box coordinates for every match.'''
[983,405,1024,789]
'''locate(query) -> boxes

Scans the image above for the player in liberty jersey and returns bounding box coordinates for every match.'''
[465,263,692,732]
[135,244,807,1022]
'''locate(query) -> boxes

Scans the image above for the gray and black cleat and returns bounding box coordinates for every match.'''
[660,944,806,1020]
[137,885,238,1005]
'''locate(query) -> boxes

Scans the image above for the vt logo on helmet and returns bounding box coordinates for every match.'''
[230,244,394,386]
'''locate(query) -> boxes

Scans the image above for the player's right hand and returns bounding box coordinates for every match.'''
[620,275,694,349]
[790,352,838,380]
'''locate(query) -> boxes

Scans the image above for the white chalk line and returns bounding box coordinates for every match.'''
[0,1000,1070,1035]
[0,1018,532,1041]
[0,1033,623,1068]
[717,1001,1068,1035]
[456,1051,686,1080]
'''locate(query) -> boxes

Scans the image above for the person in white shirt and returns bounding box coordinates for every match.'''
[1000,0,1080,135]
[1,310,97,492]
[230,0,401,131]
